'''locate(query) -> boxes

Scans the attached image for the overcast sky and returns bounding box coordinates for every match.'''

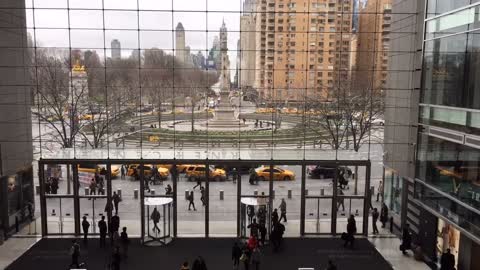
[25,0,243,73]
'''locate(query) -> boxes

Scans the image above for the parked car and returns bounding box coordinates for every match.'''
[127,164,169,180]
[307,165,353,179]
[254,166,295,181]
[78,164,120,178]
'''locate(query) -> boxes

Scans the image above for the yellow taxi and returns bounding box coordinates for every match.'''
[78,164,120,178]
[177,164,194,173]
[254,166,295,181]
[79,114,94,121]
[127,164,170,180]
[186,165,226,182]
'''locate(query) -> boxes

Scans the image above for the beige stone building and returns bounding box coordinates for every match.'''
[354,0,392,93]
[239,4,256,88]
[249,0,353,103]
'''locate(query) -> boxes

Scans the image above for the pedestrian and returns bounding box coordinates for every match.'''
[279,198,287,222]
[247,218,260,237]
[376,180,383,202]
[440,248,455,270]
[250,247,261,270]
[69,239,81,268]
[249,168,257,185]
[111,214,120,233]
[271,208,279,226]
[105,199,113,216]
[337,188,345,211]
[247,235,258,251]
[372,208,379,234]
[89,178,97,196]
[257,206,266,226]
[151,207,161,234]
[232,168,238,184]
[271,221,285,252]
[165,184,173,195]
[401,224,412,255]
[344,214,356,248]
[113,191,121,215]
[232,241,242,269]
[120,227,130,259]
[193,180,202,190]
[325,259,337,270]
[181,261,190,270]
[259,223,267,246]
[240,248,250,270]
[98,215,107,247]
[380,202,389,228]
[121,165,126,179]
[111,245,121,270]
[247,205,255,224]
[51,177,59,194]
[81,216,90,243]
[200,186,206,206]
[98,180,105,195]
[188,191,196,211]
[45,178,51,194]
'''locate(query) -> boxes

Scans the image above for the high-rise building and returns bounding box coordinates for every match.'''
[239,0,256,88]
[0,0,34,236]
[175,22,186,63]
[354,0,391,92]
[219,20,231,89]
[111,39,121,60]
[252,0,353,102]
[384,0,480,268]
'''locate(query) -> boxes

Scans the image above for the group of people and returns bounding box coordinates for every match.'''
[44,177,59,194]
[186,181,206,211]
[88,174,106,196]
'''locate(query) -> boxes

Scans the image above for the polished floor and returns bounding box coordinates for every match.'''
[6,237,393,270]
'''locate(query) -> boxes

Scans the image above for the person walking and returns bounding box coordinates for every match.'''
[188,191,196,211]
[81,216,90,243]
[111,214,120,233]
[89,178,97,196]
[372,208,380,234]
[193,180,203,190]
[121,165,126,179]
[250,247,261,270]
[271,209,279,227]
[200,186,206,206]
[401,224,412,255]
[279,198,287,222]
[232,168,238,184]
[232,241,242,269]
[337,188,345,211]
[380,202,389,228]
[376,180,383,202]
[120,227,130,259]
[98,215,107,248]
[247,218,260,238]
[344,215,356,248]
[69,240,81,268]
[247,205,255,224]
[440,248,455,270]
[151,207,161,234]
[112,191,121,215]
[259,223,267,246]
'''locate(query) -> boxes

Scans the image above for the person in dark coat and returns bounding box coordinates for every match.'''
[69,239,81,268]
[401,224,412,255]
[271,209,279,227]
[151,207,161,234]
[232,241,242,268]
[247,218,260,238]
[440,248,455,270]
[188,191,196,211]
[165,184,173,195]
[200,186,206,206]
[247,205,255,224]
[81,216,90,243]
[112,192,121,215]
[120,227,130,259]
[380,202,389,228]
[111,214,120,233]
[344,215,356,248]
[98,215,107,247]
[372,208,379,234]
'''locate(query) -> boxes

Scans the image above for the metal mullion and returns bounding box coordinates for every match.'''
[332,164,338,235]
[300,163,306,236]
[139,162,145,243]
[39,162,47,236]
[205,161,209,238]
[73,163,80,235]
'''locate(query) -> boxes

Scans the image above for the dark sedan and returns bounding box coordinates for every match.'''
[307,165,353,179]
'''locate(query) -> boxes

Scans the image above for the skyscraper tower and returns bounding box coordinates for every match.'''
[219,20,230,89]
[111,39,121,59]
[220,19,228,51]
[175,22,186,63]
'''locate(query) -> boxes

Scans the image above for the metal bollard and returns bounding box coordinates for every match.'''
[85,187,90,196]
[35,185,40,195]
[320,189,324,196]
[134,189,138,199]
[305,189,308,196]
[254,190,258,196]
[150,189,155,195]
[288,190,292,199]
[220,190,224,200]
[185,190,189,200]
[117,188,122,199]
